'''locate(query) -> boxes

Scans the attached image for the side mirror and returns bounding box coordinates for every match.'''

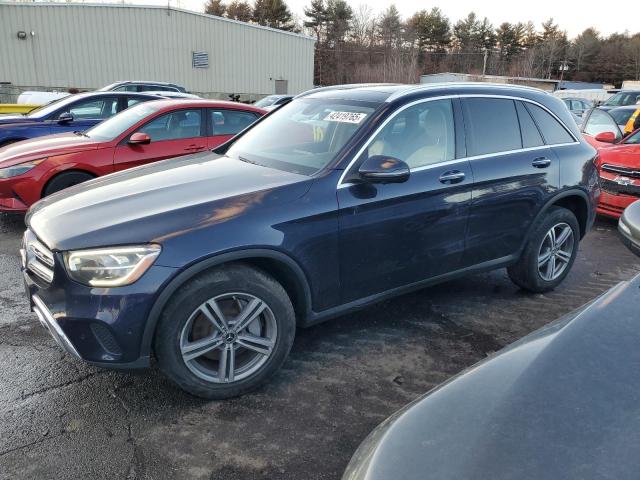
[358,155,410,184]
[595,131,616,143]
[619,200,640,257]
[128,132,151,145]
[58,112,74,124]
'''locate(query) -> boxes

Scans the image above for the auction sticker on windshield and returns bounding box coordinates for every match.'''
[324,111,368,124]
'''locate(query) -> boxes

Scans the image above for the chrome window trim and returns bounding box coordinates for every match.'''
[337,94,580,189]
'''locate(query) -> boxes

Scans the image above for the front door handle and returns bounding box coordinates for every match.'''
[532,157,552,168]
[439,170,466,184]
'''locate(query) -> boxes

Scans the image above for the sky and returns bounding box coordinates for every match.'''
[136,0,634,38]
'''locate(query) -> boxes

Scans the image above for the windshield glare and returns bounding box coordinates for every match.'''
[226,98,379,175]
[254,96,280,108]
[86,103,160,140]
[604,92,640,107]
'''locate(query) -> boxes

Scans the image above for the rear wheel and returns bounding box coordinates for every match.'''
[508,206,579,293]
[155,264,296,399]
[42,171,94,197]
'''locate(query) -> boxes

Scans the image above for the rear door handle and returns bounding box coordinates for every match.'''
[439,170,465,184]
[532,157,552,168]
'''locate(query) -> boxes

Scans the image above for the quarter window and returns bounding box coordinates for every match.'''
[210,110,259,136]
[364,99,455,168]
[525,103,575,145]
[462,98,521,156]
[137,109,202,141]
[516,101,544,148]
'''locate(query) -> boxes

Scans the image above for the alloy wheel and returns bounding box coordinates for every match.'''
[537,222,574,282]
[179,292,277,383]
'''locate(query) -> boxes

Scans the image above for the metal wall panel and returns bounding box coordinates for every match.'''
[0,2,315,96]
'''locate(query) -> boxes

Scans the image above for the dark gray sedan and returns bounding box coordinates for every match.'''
[344,200,640,480]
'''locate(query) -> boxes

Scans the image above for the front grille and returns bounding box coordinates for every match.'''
[23,229,54,284]
[600,177,640,197]
[601,164,640,179]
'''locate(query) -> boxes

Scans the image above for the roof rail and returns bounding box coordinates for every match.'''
[386,82,548,102]
[294,83,401,99]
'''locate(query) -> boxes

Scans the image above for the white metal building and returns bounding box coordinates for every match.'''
[0,2,315,100]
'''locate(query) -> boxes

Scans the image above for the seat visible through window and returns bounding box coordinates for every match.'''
[366,99,455,168]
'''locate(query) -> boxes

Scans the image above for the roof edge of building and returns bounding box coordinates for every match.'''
[0,1,316,42]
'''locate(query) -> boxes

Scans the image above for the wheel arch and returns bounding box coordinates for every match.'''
[41,168,97,198]
[525,189,592,248]
[140,249,313,360]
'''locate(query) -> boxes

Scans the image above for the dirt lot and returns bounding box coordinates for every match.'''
[0,213,638,480]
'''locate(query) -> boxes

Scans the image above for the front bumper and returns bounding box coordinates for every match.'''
[0,177,32,213]
[597,191,638,219]
[23,250,178,368]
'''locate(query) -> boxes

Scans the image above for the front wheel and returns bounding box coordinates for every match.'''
[508,206,580,293]
[155,264,296,399]
[43,171,94,197]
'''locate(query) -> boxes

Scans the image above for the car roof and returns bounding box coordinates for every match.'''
[297,82,551,103]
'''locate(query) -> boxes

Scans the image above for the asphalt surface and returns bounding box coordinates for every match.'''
[0,214,638,480]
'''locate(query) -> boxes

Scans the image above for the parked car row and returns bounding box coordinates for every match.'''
[0,94,265,211]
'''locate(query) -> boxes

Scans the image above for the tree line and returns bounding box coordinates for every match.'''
[204,0,640,86]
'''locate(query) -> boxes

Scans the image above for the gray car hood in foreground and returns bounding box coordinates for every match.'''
[343,274,640,480]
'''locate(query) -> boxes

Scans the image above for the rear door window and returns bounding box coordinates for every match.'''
[525,103,575,145]
[210,109,260,135]
[461,98,522,156]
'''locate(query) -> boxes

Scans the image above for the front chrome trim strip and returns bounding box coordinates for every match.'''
[27,259,54,283]
[32,295,81,360]
[602,164,640,178]
[29,239,54,267]
[336,93,580,188]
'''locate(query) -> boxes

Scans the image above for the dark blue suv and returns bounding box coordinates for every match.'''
[21,83,599,398]
[0,92,160,147]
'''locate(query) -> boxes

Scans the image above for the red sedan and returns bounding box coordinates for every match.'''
[580,108,640,218]
[0,99,265,213]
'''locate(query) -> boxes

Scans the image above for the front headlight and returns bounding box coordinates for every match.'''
[64,244,161,287]
[0,159,46,179]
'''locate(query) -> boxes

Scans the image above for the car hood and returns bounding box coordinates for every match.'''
[0,133,103,167]
[597,144,640,168]
[27,153,311,252]
[0,114,38,125]
[343,274,640,480]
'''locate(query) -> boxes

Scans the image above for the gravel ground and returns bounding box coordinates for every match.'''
[0,213,638,480]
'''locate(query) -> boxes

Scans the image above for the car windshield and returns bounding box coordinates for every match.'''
[85,102,161,140]
[225,98,379,176]
[254,96,281,108]
[624,129,640,144]
[26,95,79,118]
[604,92,640,107]
[610,109,636,125]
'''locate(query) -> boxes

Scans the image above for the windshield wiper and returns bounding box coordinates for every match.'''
[73,131,89,138]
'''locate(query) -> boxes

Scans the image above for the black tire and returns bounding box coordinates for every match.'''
[43,171,94,197]
[155,264,296,399]
[507,206,580,293]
